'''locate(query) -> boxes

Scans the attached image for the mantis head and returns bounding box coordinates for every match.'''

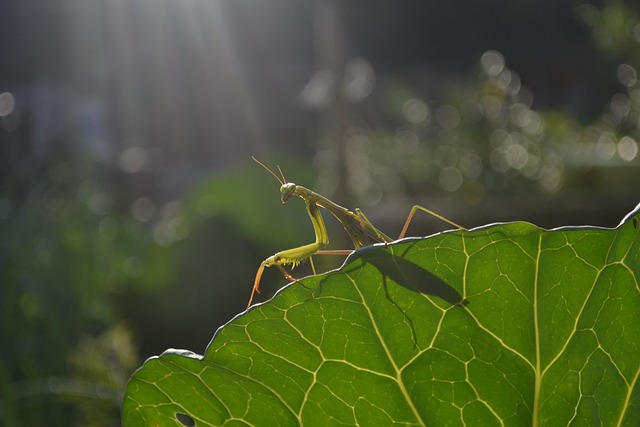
[280,183,296,203]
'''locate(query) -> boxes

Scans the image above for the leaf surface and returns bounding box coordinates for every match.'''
[122,205,640,426]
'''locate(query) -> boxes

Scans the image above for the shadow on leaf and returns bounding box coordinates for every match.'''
[348,244,468,306]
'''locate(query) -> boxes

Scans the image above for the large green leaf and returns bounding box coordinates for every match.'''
[122,205,640,426]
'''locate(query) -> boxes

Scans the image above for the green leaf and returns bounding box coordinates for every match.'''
[122,205,640,426]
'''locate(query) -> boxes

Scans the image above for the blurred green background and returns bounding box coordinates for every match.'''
[1,0,639,425]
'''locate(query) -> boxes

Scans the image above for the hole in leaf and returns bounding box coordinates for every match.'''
[175,412,195,426]
[633,217,639,229]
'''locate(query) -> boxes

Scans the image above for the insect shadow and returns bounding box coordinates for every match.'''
[312,243,468,349]
[347,243,468,307]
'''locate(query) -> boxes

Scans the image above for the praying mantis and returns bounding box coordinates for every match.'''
[248,157,467,308]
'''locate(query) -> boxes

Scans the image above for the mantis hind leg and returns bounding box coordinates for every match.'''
[399,205,466,239]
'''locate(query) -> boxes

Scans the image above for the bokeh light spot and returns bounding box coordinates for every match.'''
[0,92,15,117]
[482,95,504,120]
[119,147,149,173]
[497,69,512,89]
[576,3,600,26]
[595,133,617,160]
[152,201,188,246]
[132,197,156,222]
[490,150,510,173]
[343,58,375,102]
[609,93,631,120]
[355,182,383,207]
[480,50,505,77]
[459,153,483,179]
[505,144,529,170]
[634,23,640,43]
[439,167,463,192]
[89,193,111,215]
[434,145,458,168]
[402,98,430,124]
[436,105,460,129]
[618,136,638,161]
[460,100,483,123]
[490,129,512,150]
[346,132,372,158]
[300,70,335,108]
[617,64,637,87]
[394,130,419,154]
[538,166,563,193]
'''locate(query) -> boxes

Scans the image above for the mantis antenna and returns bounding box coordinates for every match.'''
[252,156,285,186]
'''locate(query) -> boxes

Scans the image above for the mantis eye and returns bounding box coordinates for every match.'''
[280,183,296,203]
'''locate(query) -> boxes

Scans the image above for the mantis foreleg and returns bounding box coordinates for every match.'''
[247,200,329,308]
